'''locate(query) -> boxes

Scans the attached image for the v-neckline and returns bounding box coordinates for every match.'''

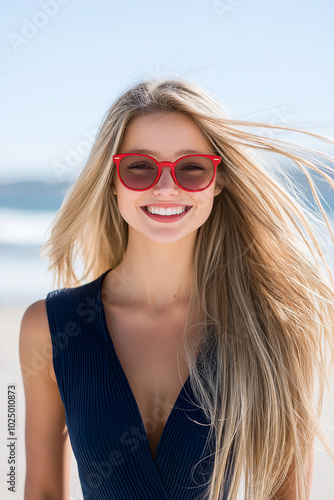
[98,268,193,463]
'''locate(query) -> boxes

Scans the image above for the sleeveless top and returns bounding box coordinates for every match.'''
[45,268,233,500]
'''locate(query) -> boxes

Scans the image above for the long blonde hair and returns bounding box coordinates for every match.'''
[41,78,334,499]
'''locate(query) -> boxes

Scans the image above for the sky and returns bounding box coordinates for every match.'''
[0,0,334,183]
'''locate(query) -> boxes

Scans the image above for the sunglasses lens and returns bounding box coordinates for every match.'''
[175,156,214,191]
[119,155,158,190]
[118,155,215,191]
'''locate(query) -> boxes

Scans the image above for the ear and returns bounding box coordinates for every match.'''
[110,182,117,195]
[110,172,118,195]
[214,181,223,197]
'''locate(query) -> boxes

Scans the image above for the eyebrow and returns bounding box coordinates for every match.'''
[124,148,210,156]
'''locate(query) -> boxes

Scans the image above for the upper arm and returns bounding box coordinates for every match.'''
[269,444,315,500]
[19,299,72,500]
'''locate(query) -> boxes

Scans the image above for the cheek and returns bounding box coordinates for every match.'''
[116,193,141,222]
[190,194,215,229]
[195,189,216,212]
[198,200,215,221]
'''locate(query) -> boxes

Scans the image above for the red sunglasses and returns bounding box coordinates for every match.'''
[113,153,221,192]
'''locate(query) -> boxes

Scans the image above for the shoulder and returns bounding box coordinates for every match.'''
[19,300,56,383]
[20,299,50,343]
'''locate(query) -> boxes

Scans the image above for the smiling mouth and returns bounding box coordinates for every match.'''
[143,206,192,215]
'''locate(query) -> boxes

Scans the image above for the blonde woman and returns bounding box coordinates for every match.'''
[19,78,334,500]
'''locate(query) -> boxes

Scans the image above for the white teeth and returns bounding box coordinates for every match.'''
[146,206,187,215]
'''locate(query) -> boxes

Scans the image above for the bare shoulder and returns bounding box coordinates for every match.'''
[20,299,49,329]
[19,300,72,497]
[19,299,56,383]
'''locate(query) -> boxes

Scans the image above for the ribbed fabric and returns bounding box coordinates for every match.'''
[45,268,232,500]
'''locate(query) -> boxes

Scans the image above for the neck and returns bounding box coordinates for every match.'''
[112,229,196,312]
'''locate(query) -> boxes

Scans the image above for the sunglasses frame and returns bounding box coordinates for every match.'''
[112,153,221,192]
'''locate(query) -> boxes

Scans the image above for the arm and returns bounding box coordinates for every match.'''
[19,300,72,500]
[269,444,315,500]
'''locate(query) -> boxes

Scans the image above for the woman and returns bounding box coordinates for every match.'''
[19,78,334,499]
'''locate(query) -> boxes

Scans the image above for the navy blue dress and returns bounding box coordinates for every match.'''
[45,268,232,499]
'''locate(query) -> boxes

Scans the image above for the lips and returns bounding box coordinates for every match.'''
[140,205,192,222]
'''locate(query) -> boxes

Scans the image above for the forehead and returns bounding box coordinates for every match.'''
[119,111,213,156]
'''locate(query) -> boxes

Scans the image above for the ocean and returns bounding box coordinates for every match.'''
[0,181,68,304]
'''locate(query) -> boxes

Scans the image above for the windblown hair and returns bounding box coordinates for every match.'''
[41,78,334,499]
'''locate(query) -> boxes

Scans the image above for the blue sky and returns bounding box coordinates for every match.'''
[1,0,333,182]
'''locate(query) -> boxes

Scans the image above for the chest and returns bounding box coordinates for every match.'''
[103,302,191,460]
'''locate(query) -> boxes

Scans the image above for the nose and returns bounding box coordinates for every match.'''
[151,166,180,194]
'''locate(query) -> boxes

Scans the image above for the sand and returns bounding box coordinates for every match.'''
[1,302,333,500]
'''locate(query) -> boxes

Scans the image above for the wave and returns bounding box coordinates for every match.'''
[0,208,57,245]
